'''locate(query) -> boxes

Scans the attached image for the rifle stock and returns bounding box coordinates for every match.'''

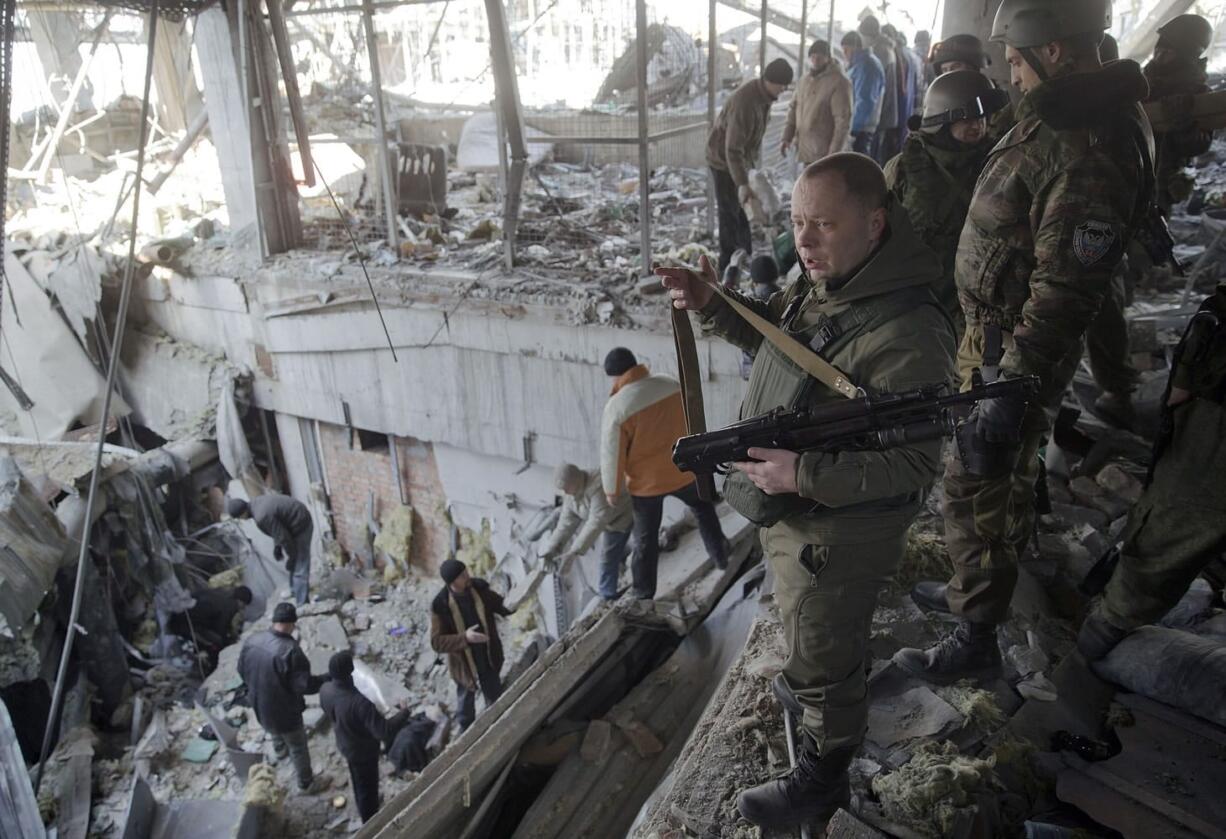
[672,376,1039,479]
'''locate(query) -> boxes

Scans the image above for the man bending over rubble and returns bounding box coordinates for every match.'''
[238,602,331,794]
[540,463,634,600]
[658,152,955,830]
[228,493,314,604]
[430,559,513,732]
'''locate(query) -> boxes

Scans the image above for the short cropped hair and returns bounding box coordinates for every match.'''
[809,39,831,58]
[841,31,863,50]
[801,153,888,212]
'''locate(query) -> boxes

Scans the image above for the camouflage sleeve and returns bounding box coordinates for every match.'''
[1000,150,1138,387]
[795,307,956,507]
[698,283,794,354]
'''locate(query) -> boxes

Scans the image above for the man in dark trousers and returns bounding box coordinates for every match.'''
[320,651,412,823]
[706,57,794,274]
[228,493,314,604]
[429,559,513,732]
[237,602,330,793]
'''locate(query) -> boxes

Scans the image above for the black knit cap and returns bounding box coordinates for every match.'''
[763,58,794,86]
[749,255,779,285]
[603,347,637,377]
[440,558,467,585]
[272,602,298,624]
[329,650,355,682]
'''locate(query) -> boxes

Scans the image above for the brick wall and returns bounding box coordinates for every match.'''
[317,423,450,574]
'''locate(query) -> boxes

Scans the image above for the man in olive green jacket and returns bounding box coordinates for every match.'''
[707,58,793,274]
[898,0,1154,682]
[659,153,954,830]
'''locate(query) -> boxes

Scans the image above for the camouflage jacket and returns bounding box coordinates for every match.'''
[885,131,993,321]
[955,60,1155,400]
[1144,57,1213,208]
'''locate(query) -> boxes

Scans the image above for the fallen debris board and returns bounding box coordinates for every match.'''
[358,603,656,839]
[1057,694,1226,839]
[826,808,890,838]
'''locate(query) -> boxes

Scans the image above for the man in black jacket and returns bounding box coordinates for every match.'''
[429,559,514,731]
[228,494,314,604]
[320,651,413,822]
[237,602,330,792]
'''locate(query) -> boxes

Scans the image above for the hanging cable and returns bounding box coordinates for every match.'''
[34,0,161,795]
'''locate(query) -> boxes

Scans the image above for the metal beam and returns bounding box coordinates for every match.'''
[361,0,398,250]
[485,0,526,269]
[797,0,807,80]
[717,0,808,36]
[636,0,651,277]
[759,0,767,73]
[707,0,716,239]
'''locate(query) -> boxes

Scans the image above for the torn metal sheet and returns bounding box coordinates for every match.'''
[1,246,129,440]
[0,456,69,637]
[1056,694,1226,839]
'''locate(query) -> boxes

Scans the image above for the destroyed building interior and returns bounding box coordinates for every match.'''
[2,0,1226,837]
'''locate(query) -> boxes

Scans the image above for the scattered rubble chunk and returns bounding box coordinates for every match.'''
[870,741,1001,838]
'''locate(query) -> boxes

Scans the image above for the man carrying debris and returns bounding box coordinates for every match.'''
[430,559,513,732]
[237,602,331,794]
[781,40,852,167]
[1144,14,1215,216]
[600,347,728,600]
[540,463,633,600]
[706,57,794,275]
[658,153,955,830]
[885,70,1009,333]
[1078,283,1226,662]
[897,0,1155,682]
[320,651,413,823]
[228,493,314,604]
[841,32,885,157]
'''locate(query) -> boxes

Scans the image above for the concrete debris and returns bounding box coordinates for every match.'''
[867,687,963,751]
[1015,674,1059,703]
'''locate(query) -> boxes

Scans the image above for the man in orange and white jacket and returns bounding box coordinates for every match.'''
[599,347,728,599]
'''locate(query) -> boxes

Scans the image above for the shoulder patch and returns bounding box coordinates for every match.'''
[1073,220,1116,266]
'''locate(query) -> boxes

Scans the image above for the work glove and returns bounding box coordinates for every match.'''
[737,184,765,224]
[975,388,1028,445]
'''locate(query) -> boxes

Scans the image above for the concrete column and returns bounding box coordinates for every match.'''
[148,18,204,133]
[28,10,93,111]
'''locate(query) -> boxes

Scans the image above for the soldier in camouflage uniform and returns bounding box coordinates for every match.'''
[658,154,954,829]
[928,34,1016,143]
[1144,14,1215,216]
[895,0,1156,682]
[885,70,1009,333]
[1078,283,1226,661]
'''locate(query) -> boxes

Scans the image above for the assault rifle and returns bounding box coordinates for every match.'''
[672,375,1040,478]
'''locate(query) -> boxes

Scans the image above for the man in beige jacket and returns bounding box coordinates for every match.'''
[782,41,852,165]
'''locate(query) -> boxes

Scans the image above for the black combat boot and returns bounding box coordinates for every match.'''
[1076,610,1131,662]
[910,580,952,614]
[892,620,1002,684]
[772,672,803,717]
[737,734,854,828]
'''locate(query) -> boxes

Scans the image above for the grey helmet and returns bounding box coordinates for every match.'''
[990,0,1111,48]
[917,70,1010,134]
[1156,14,1214,57]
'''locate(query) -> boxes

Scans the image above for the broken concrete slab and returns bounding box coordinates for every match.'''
[826,807,890,838]
[1094,463,1143,504]
[296,613,349,673]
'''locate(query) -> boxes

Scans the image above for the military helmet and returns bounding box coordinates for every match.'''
[928,33,991,72]
[918,70,1010,134]
[1156,14,1214,57]
[990,0,1111,48]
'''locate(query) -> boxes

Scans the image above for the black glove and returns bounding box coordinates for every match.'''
[975,389,1027,445]
[274,544,285,561]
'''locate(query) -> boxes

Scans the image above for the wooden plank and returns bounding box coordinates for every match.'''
[359,605,641,838]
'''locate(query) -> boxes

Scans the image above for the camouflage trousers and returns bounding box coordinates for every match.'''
[942,324,1048,625]
[763,524,905,755]
[1100,397,1226,629]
